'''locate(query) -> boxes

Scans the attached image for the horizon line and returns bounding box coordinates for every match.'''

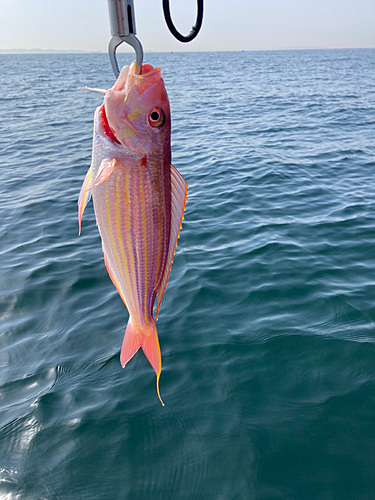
[1,46,375,55]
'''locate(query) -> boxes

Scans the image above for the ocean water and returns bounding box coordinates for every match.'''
[1,49,375,499]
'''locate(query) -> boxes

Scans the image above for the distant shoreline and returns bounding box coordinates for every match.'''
[0,49,104,54]
[0,47,374,55]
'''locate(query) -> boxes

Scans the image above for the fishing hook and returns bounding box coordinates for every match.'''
[163,0,204,43]
[107,0,143,78]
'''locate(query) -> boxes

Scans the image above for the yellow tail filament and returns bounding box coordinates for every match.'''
[156,373,164,406]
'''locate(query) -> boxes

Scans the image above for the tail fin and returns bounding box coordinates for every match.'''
[120,318,164,406]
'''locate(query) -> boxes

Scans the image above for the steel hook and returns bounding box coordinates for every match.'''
[107,0,144,78]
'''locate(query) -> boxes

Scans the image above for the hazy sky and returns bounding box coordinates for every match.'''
[1,0,375,53]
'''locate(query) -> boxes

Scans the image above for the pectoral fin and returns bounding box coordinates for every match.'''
[78,165,93,235]
[91,159,117,189]
[155,165,188,320]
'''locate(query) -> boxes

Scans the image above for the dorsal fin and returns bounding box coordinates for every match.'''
[155,165,188,320]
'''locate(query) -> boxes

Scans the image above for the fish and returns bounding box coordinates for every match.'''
[78,62,188,405]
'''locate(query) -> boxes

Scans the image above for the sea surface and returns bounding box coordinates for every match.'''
[1,49,375,499]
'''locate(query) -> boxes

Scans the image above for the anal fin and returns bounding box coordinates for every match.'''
[103,248,129,310]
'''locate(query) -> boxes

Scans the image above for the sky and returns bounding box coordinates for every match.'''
[1,0,375,53]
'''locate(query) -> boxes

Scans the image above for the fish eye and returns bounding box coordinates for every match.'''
[148,107,165,128]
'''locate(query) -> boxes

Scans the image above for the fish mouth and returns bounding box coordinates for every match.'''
[127,62,163,95]
[111,62,162,94]
[139,63,161,79]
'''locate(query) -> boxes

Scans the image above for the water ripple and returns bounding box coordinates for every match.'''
[1,49,375,499]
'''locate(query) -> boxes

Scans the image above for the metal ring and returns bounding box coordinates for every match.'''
[162,0,204,43]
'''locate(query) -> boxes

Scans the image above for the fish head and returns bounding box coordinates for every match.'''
[104,62,171,157]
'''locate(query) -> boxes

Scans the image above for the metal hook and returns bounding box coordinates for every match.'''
[107,0,144,78]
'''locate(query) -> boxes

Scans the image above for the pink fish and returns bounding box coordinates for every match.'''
[78,62,188,405]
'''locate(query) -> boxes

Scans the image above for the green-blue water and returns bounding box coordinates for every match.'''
[1,49,375,499]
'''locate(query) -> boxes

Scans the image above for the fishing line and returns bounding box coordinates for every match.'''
[162,0,204,43]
